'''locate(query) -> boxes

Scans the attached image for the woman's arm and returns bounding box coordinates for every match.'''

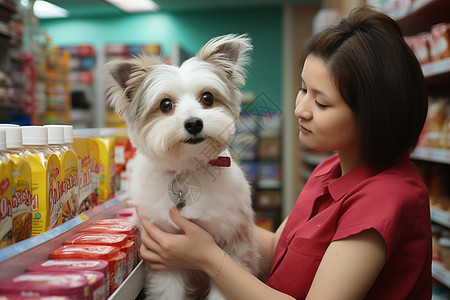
[306,229,387,300]
[140,207,295,300]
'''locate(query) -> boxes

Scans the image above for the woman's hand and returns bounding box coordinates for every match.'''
[140,206,219,272]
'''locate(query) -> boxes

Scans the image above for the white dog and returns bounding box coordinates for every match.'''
[105,34,259,300]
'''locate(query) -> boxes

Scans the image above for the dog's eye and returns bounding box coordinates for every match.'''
[200,92,214,107]
[160,99,174,113]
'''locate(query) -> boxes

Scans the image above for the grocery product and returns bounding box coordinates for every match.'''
[27,259,110,297]
[45,125,79,223]
[22,126,62,235]
[430,23,450,61]
[92,137,116,203]
[0,272,89,299]
[0,130,13,249]
[76,271,106,300]
[49,244,126,293]
[439,237,450,269]
[3,126,33,243]
[90,137,99,207]
[72,137,92,213]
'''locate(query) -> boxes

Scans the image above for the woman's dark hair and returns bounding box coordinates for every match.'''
[304,6,428,165]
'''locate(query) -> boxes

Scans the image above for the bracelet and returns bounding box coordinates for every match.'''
[214,251,227,277]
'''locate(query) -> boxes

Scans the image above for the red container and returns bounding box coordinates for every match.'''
[27,259,109,297]
[63,232,135,276]
[0,272,89,299]
[77,271,106,300]
[84,219,138,240]
[49,245,126,293]
[0,296,70,299]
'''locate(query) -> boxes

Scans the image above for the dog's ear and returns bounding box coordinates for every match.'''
[104,54,160,117]
[197,34,252,86]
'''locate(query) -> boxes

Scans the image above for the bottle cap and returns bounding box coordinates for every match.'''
[0,129,6,151]
[22,126,48,146]
[62,125,74,143]
[44,125,65,145]
[3,126,22,149]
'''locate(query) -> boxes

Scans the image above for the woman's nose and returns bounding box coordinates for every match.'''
[295,92,312,120]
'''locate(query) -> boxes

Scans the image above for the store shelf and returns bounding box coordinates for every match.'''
[433,261,450,289]
[109,260,145,300]
[431,206,450,228]
[0,193,130,280]
[394,0,450,35]
[411,147,450,165]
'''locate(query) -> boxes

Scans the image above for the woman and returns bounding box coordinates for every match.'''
[139,6,432,299]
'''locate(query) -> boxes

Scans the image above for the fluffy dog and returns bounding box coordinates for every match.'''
[105,34,259,300]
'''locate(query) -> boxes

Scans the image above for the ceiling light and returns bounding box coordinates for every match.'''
[33,0,69,19]
[105,0,159,13]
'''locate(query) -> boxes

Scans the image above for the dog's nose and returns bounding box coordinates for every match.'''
[184,117,203,134]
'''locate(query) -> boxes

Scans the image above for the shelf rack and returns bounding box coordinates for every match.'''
[0,193,145,299]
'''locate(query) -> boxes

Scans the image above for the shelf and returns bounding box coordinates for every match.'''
[433,261,450,289]
[109,260,145,300]
[0,194,130,280]
[411,147,450,165]
[394,0,450,36]
[431,206,450,228]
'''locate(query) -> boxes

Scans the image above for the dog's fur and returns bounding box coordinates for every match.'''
[105,34,259,300]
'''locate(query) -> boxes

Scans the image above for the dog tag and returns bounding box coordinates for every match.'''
[167,173,202,209]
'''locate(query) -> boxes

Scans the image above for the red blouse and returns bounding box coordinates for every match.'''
[266,153,432,299]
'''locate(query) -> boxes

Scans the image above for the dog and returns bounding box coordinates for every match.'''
[105,34,259,300]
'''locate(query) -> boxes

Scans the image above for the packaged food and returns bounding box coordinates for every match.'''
[45,125,78,223]
[0,130,13,248]
[27,259,110,297]
[64,232,128,248]
[22,126,62,235]
[430,23,450,61]
[0,272,89,300]
[0,296,70,299]
[92,137,116,203]
[77,271,106,300]
[439,237,450,269]
[49,245,126,293]
[90,137,100,207]
[3,126,33,243]
[73,137,92,213]
[83,219,138,240]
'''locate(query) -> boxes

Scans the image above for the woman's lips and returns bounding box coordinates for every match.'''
[299,122,312,134]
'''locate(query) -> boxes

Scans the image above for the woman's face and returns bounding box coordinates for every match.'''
[295,55,360,157]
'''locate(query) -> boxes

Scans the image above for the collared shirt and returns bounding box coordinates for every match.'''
[266,153,432,299]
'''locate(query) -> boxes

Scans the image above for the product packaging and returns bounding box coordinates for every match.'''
[27,259,110,297]
[45,125,79,223]
[3,126,33,243]
[49,244,126,293]
[73,137,92,213]
[0,129,13,248]
[92,137,116,203]
[0,272,89,300]
[22,126,62,235]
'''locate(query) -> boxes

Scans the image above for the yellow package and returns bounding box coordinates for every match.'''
[92,137,116,203]
[0,156,13,249]
[60,146,79,222]
[27,152,62,235]
[9,153,33,243]
[73,137,92,213]
[90,139,100,207]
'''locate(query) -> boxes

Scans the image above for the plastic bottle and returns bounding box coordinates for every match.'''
[3,126,33,243]
[0,129,13,248]
[22,126,62,235]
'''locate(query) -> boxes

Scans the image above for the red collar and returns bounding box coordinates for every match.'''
[208,156,231,167]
